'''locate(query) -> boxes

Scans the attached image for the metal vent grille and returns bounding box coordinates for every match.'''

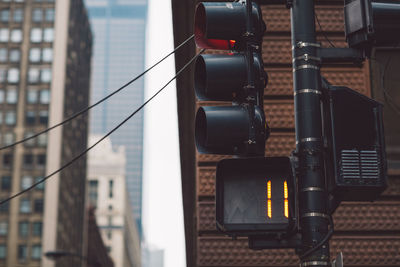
[340,150,380,180]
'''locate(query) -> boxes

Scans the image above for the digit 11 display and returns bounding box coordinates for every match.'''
[267,179,289,220]
[216,157,295,236]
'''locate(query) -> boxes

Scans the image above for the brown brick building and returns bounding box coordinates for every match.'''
[172,0,400,266]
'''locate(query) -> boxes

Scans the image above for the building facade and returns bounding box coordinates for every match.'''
[84,0,148,237]
[87,135,141,267]
[172,0,400,266]
[0,0,92,266]
[86,207,114,267]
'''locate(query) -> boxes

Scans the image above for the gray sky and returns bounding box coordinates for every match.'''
[143,0,186,266]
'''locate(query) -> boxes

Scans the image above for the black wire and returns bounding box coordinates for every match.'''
[315,13,335,48]
[0,49,205,206]
[299,215,334,260]
[0,34,195,151]
[380,54,400,116]
[370,48,400,116]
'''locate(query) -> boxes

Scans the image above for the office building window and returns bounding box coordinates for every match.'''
[23,154,33,168]
[88,180,98,207]
[10,29,22,43]
[37,154,46,167]
[6,88,17,103]
[9,49,20,62]
[13,9,23,22]
[41,69,51,82]
[32,9,42,22]
[45,9,54,21]
[5,111,16,125]
[28,68,40,83]
[0,68,6,82]
[21,176,32,190]
[0,202,8,213]
[17,245,27,261]
[1,176,10,190]
[0,222,7,236]
[0,29,8,42]
[25,111,35,125]
[3,132,14,145]
[42,48,52,62]
[0,90,3,102]
[7,68,19,83]
[24,132,35,146]
[109,179,114,198]
[32,222,42,236]
[0,48,6,62]
[34,199,43,213]
[19,199,30,213]
[30,28,41,43]
[29,48,41,62]
[35,177,44,190]
[18,222,29,238]
[39,89,50,104]
[37,133,47,147]
[39,110,48,125]
[31,245,41,260]
[0,245,6,260]
[43,28,53,42]
[0,9,9,23]
[3,154,12,168]
[27,90,37,103]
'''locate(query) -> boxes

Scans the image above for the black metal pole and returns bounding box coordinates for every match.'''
[290,0,331,266]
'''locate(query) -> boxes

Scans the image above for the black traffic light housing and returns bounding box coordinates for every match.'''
[194,1,269,157]
[216,157,296,237]
[344,0,400,55]
[195,2,266,50]
[194,53,267,102]
[323,85,387,201]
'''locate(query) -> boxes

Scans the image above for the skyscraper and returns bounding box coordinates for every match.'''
[85,0,148,237]
[0,0,92,266]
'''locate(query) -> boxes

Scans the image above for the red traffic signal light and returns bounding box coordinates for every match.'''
[194,2,265,50]
[216,157,296,236]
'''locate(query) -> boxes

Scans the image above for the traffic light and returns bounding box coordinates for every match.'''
[344,0,400,54]
[194,1,268,156]
[194,2,265,50]
[216,157,296,236]
[323,85,387,201]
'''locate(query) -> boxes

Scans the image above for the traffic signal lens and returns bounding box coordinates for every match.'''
[195,106,250,155]
[194,3,233,50]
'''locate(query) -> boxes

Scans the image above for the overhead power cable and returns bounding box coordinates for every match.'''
[380,54,400,116]
[315,13,336,48]
[0,48,205,206]
[0,34,195,151]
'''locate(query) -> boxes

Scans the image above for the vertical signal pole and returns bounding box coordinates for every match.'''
[290,0,331,266]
